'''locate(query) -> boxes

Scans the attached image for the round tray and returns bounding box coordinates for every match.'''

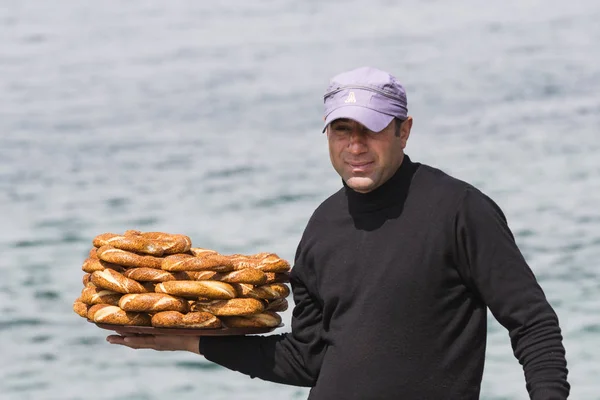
[90,320,283,336]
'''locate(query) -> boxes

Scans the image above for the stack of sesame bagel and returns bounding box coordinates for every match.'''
[73,230,290,330]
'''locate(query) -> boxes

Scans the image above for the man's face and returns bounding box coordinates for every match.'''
[326,117,412,193]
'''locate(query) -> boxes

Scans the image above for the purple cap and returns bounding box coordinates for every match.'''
[323,67,408,133]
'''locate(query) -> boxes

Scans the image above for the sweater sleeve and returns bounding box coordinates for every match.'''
[199,245,327,387]
[453,187,570,400]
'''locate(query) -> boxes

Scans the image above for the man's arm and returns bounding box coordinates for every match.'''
[107,255,327,387]
[453,187,570,400]
[199,265,327,386]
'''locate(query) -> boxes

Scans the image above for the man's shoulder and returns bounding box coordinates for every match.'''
[414,163,474,191]
[412,162,504,212]
[411,162,484,208]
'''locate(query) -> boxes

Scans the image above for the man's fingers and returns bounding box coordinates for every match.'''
[106,334,126,345]
[106,333,196,352]
[123,335,156,349]
[106,334,157,349]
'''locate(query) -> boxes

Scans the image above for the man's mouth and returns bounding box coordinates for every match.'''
[347,161,373,171]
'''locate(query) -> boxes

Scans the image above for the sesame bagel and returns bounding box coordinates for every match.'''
[96,245,164,269]
[175,269,267,285]
[80,286,122,306]
[221,311,282,328]
[90,269,148,294]
[191,298,265,316]
[81,258,125,274]
[122,267,177,282]
[91,305,152,326]
[151,311,221,329]
[232,283,290,300]
[119,293,189,313]
[155,281,236,300]
[73,300,90,318]
[161,254,234,272]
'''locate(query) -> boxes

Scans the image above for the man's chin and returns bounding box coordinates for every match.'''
[345,177,376,193]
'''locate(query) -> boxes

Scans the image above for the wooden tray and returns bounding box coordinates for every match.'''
[90,320,283,336]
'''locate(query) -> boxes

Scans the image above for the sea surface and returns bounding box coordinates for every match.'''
[1,1,599,399]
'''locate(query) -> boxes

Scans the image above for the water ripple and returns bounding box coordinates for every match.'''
[0,318,46,331]
[175,361,220,371]
[253,193,315,208]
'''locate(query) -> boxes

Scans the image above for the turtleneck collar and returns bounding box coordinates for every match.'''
[343,154,419,214]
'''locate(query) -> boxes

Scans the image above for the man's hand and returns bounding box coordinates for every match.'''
[106,333,202,355]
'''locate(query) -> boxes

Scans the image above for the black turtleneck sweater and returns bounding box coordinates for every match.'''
[200,155,570,399]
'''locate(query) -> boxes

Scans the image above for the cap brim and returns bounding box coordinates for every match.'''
[322,106,394,133]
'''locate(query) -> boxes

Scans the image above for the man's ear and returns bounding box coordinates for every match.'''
[400,116,413,149]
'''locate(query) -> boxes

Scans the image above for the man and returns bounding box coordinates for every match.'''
[107,67,570,399]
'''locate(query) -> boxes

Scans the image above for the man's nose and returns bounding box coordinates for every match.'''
[347,130,368,153]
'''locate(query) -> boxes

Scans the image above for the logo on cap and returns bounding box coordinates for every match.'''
[344,91,357,104]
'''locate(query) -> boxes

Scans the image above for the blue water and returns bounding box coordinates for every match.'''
[1,1,600,399]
